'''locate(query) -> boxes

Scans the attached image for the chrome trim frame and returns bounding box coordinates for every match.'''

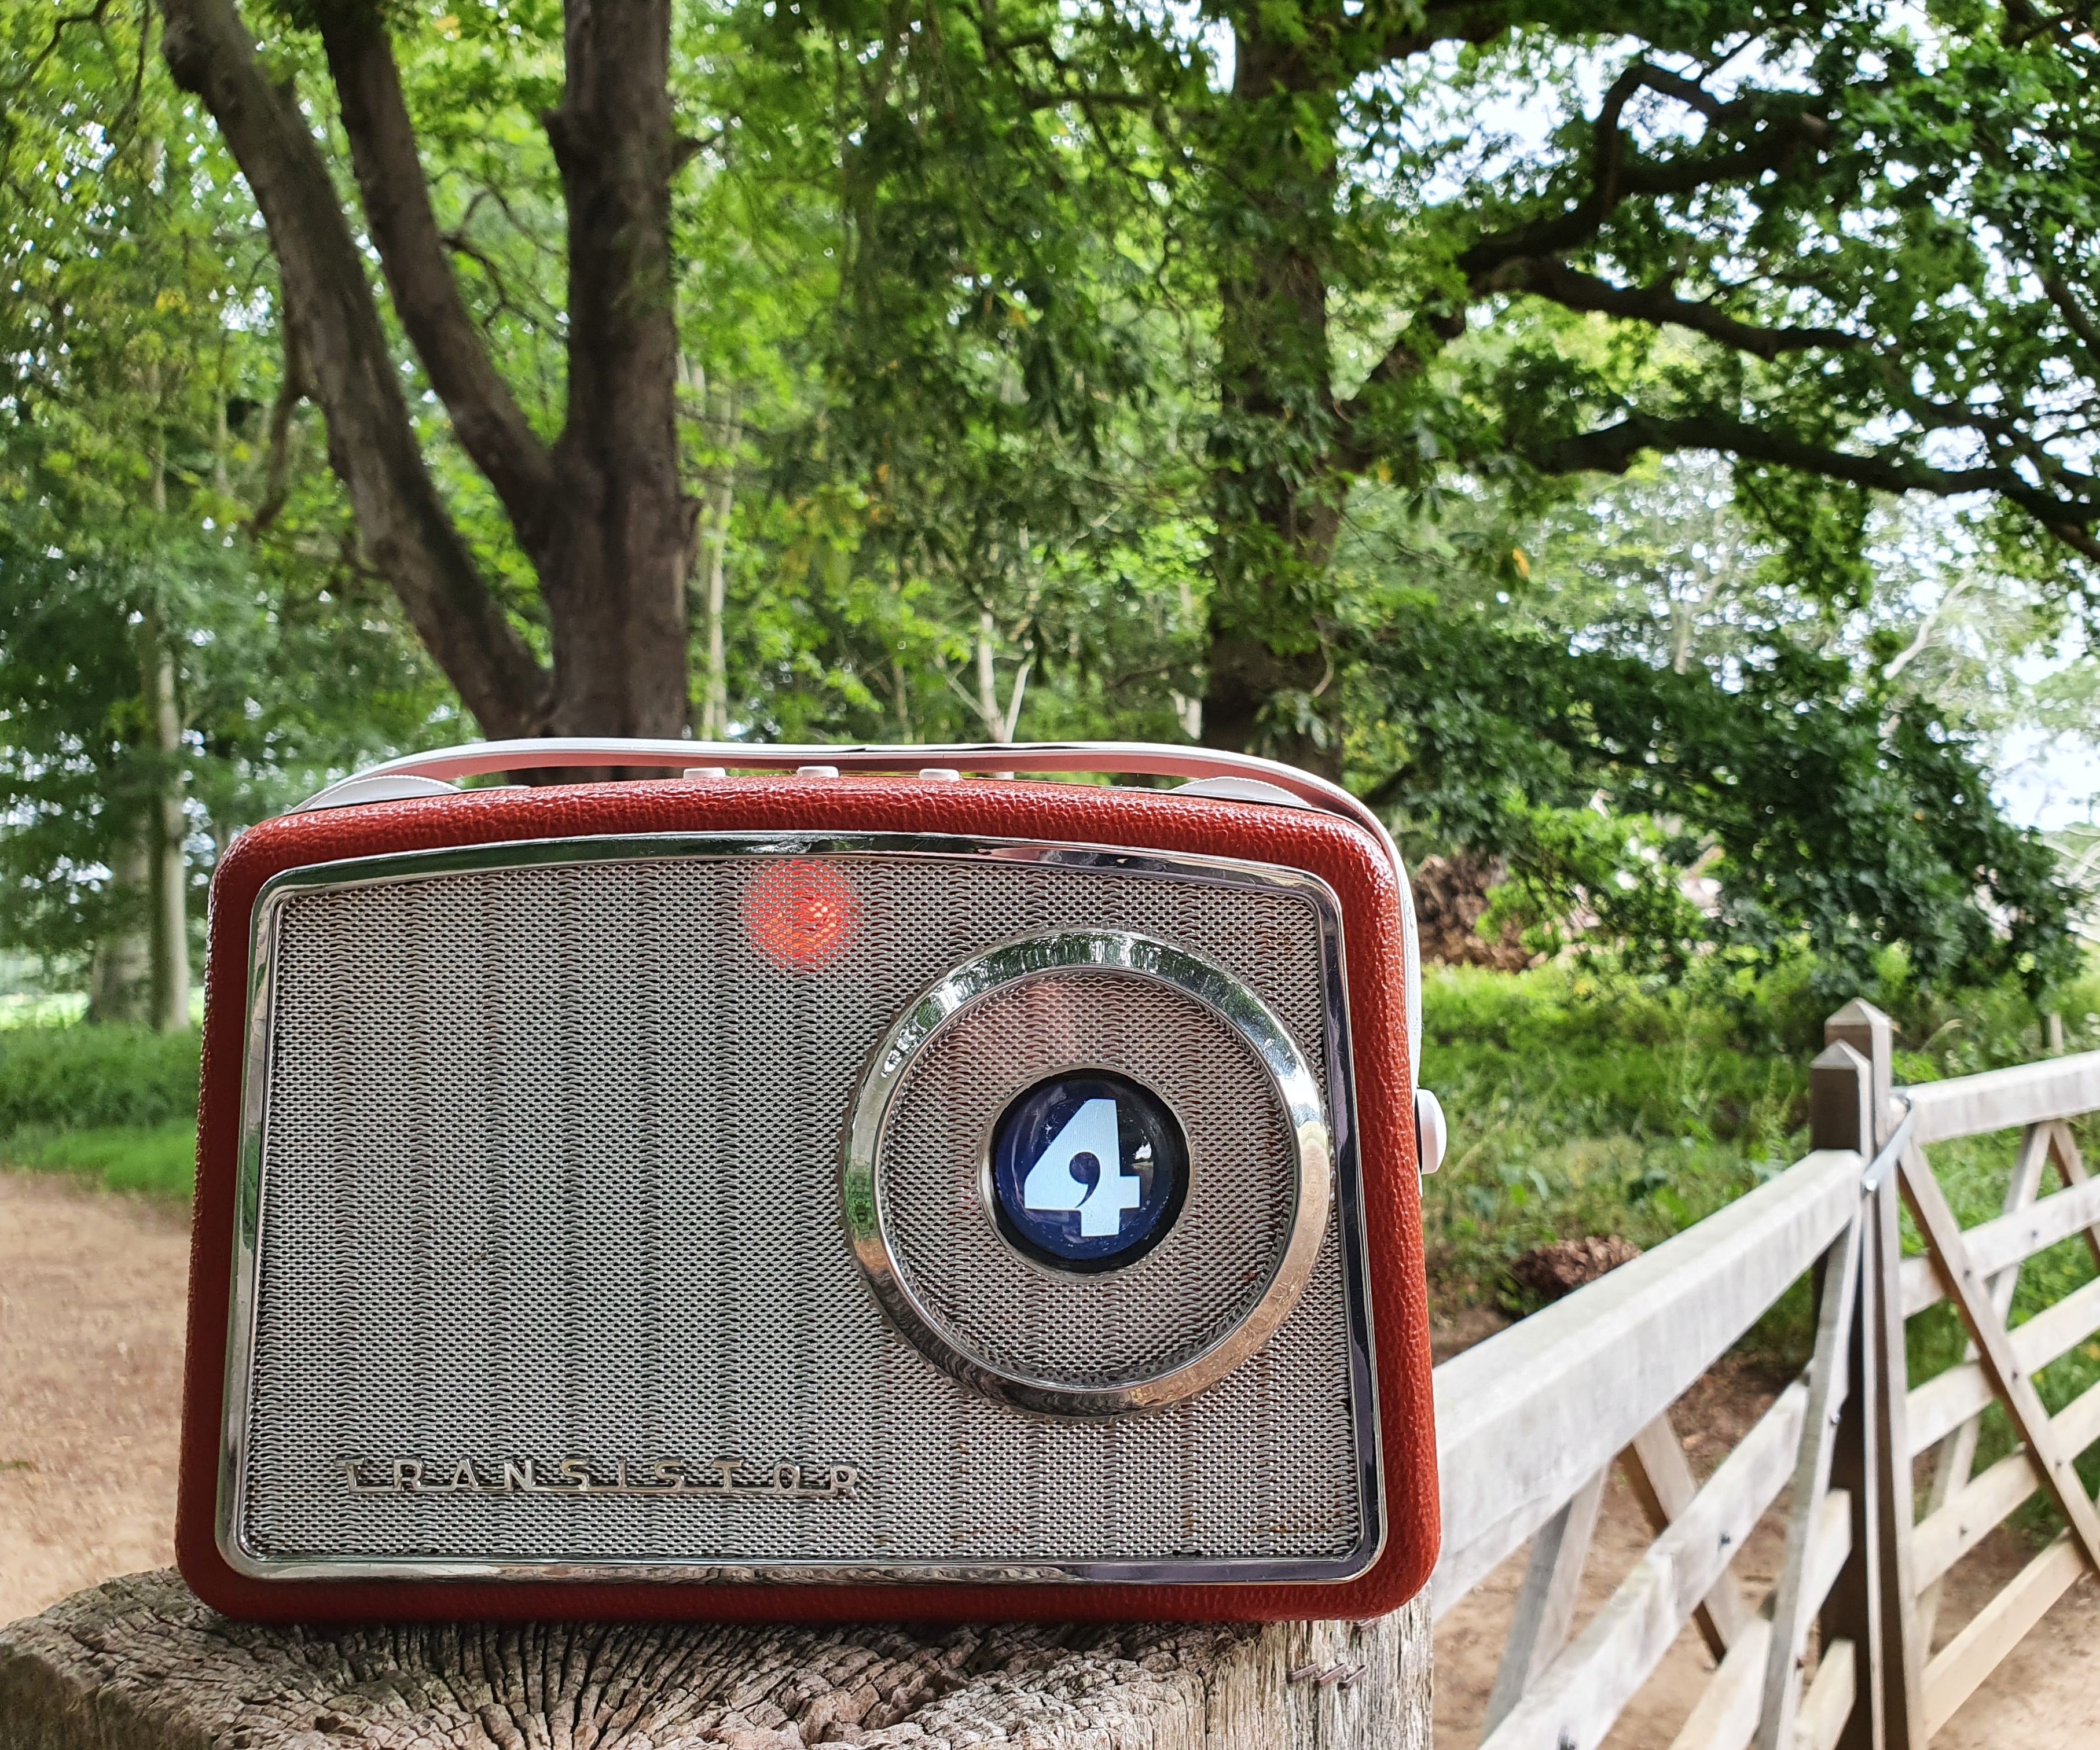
[220,831,1383,1587]
[843,931,1331,1416]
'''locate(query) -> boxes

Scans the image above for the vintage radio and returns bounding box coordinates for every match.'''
[178,741,1443,1622]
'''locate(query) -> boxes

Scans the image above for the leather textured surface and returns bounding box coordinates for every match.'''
[179,775,1437,1623]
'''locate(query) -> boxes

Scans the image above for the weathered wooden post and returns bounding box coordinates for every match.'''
[1805,1026,1882,1750]
[1816,1000,1925,1750]
[0,1572,1432,1747]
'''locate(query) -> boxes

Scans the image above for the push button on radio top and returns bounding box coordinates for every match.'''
[987,1071,1190,1272]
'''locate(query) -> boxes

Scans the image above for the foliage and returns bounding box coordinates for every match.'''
[692,0,1211,747]
[740,2,2100,726]
[720,0,2092,977]
[1419,954,2100,1308]
[0,2,458,979]
[1474,804,1708,973]
[0,514,456,972]
[0,0,2093,1000]
[1350,586,2079,991]
[1423,961,1810,1304]
[0,1022,200,1132]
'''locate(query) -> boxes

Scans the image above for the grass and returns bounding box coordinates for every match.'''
[1419,961,1811,1303]
[3,1120,197,1197]
[1419,954,2100,1300]
[0,991,86,1025]
[0,1021,201,1131]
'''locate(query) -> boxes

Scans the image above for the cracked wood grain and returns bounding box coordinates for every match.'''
[0,1569,1430,1749]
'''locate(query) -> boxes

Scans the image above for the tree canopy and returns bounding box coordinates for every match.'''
[0,0,2094,1006]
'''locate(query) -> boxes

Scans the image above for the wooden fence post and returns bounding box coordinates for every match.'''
[1808,1027,1884,1750]
[1821,1001,1925,1750]
[1867,1162,1926,1750]
[1826,1002,1895,1149]
[0,1570,1434,1750]
[1811,1038,1874,1159]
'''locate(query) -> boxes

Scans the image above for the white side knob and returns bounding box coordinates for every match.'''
[1415,1088,1448,1175]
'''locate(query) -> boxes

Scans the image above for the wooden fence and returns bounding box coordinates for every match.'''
[1431,1001,2100,1749]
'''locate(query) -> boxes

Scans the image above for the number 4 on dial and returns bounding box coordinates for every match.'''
[1021,1098,1142,1236]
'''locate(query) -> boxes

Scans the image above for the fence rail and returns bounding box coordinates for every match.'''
[1433,1010,2100,1749]
[1892,1055,2100,1737]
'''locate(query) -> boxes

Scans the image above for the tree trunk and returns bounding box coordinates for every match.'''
[1200,9,1348,778]
[697,379,736,741]
[163,0,549,739]
[891,651,916,737]
[85,836,150,1027]
[0,1568,1434,1750]
[141,619,190,1034]
[540,0,696,740]
[163,0,699,747]
[972,610,1031,743]
[1171,576,1204,741]
[140,389,189,1034]
[976,611,1005,741]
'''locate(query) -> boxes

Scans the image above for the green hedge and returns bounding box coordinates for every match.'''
[1415,955,2100,1319]
[0,1024,201,1132]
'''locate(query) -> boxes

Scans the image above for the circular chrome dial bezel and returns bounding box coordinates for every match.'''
[841,928,1332,1416]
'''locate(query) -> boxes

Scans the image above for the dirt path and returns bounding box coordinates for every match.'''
[1,1171,2094,1744]
[0,1171,189,1622]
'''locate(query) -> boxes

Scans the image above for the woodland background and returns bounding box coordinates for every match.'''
[1,0,2099,1238]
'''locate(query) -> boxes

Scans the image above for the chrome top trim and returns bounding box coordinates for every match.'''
[220,830,1384,1587]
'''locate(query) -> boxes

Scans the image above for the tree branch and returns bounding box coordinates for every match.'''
[1458,75,1830,279]
[1528,410,2100,547]
[2038,269,2100,383]
[1376,1,1517,61]
[1882,573,1973,679]
[315,5,559,556]
[244,316,307,535]
[1335,312,1466,466]
[0,2,111,102]
[1485,257,1860,361]
[160,0,550,737]
[1341,67,1840,457]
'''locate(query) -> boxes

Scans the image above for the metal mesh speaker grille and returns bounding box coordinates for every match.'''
[880,972,1295,1387]
[240,845,1363,1569]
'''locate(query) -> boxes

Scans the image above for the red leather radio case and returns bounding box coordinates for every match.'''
[179,741,1437,1622]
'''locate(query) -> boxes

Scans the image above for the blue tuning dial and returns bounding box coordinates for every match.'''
[987,1071,1189,1272]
